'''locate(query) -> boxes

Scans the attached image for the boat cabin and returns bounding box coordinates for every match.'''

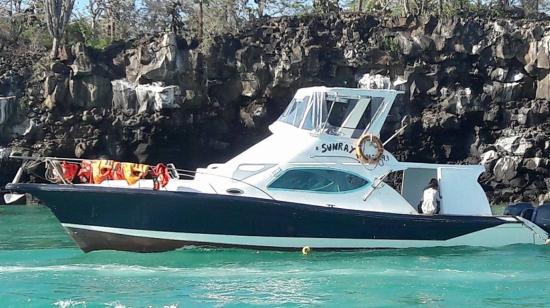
[126,87,493,216]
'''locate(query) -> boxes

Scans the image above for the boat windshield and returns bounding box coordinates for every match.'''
[278,96,312,127]
[322,96,384,138]
[277,90,329,130]
[276,89,385,138]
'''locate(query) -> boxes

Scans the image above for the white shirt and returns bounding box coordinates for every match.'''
[421,187,440,215]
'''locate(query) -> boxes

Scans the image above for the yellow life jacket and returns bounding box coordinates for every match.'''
[121,163,149,185]
[92,160,114,184]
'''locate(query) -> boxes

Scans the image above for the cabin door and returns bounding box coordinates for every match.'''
[437,167,491,216]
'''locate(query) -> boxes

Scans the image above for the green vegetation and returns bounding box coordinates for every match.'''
[381,36,400,54]
[0,0,547,57]
[21,24,52,50]
[65,19,112,50]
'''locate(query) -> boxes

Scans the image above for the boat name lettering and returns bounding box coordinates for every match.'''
[318,143,356,154]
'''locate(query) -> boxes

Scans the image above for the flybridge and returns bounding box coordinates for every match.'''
[271,87,403,138]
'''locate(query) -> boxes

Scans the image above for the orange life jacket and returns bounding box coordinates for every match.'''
[121,163,149,185]
[92,160,115,184]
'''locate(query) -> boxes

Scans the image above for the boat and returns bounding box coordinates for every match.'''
[5,87,550,252]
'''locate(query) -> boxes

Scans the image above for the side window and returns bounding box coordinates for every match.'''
[291,96,309,127]
[278,96,310,128]
[268,169,369,193]
[278,99,298,125]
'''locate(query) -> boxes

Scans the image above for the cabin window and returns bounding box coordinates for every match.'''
[268,169,369,193]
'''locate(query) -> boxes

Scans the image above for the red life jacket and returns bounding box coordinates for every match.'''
[109,161,125,181]
[61,161,80,182]
[77,160,93,183]
[152,163,170,190]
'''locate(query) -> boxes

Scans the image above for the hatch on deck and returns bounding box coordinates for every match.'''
[273,87,402,138]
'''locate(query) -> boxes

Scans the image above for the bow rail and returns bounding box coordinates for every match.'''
[6,154,275,200]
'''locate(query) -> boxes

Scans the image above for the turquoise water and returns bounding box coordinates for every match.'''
[1,205,550,307]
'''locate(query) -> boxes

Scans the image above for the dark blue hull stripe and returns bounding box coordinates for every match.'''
[7,183,506,241]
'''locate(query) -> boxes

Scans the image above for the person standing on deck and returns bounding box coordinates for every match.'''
[421,178,441,215]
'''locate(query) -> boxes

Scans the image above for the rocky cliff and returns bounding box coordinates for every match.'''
[0,13,549,203]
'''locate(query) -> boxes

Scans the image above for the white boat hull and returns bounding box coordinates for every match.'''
[61,221,548,251]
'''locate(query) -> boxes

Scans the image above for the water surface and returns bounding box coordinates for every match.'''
[1,205,549,307]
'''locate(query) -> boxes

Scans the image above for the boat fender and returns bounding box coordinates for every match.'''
[302,246,311,255]
[355,133,384,165]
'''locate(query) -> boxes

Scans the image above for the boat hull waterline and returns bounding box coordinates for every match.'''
[7,183,547,252]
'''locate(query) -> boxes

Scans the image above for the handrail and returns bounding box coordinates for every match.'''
[10,154,88,162]
[362,170,393,201]
[383,124,408,146]
[8,154,276,200]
